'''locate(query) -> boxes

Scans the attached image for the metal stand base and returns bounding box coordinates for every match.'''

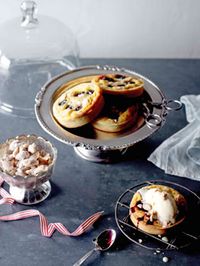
[74,146,127,163]
[9,181,51,205]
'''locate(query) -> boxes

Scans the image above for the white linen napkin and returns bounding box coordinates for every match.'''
[148,95,200,180]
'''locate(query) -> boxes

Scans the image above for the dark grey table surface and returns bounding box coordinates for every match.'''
[0,59,200,266]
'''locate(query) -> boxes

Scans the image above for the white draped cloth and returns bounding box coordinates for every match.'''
[148,95,200,181]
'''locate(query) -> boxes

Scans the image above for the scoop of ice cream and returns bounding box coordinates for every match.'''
[138,187,178,227]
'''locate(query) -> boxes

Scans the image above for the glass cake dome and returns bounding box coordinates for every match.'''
[0,1,80,117]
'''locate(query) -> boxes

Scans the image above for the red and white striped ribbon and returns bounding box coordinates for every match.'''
[0,176,103,237]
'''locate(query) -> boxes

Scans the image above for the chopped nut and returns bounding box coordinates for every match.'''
[38,153,51,165]
[19,156,38,168]
[16,168,26,176]
[21,143,29,150]
[15,150,30,161]
[1,159,14,172]
[12,146,20,157]
[8,154,14,160]
[25,167,36,176]
[28,143,38,154]
[32,165,48,175]
[9,140,20,151]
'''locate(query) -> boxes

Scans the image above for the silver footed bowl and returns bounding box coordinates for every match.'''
[35,65,182,162]
[0,135,57,205]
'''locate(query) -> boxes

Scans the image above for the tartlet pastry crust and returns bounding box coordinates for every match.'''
[93,74,144,97]
[92,100,139,133]
[53,82,104,128]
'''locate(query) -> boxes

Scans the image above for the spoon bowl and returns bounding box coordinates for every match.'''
[95,228,116,250]
[73,229,116,266]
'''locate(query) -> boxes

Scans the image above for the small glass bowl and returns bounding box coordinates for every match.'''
[0,135,57,205]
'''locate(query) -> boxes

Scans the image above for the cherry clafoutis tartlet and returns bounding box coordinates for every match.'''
[129,184,187,235]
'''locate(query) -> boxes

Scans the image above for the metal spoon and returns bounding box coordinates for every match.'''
[73,229,116,266]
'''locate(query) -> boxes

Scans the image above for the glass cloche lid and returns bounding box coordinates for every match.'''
[0,1,80,117]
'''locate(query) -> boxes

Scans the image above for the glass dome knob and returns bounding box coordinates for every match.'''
[21,1,38,28]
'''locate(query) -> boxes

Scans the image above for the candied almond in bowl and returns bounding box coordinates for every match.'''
[0,135,57,205]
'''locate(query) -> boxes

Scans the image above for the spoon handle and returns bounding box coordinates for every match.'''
[73,248,96,266]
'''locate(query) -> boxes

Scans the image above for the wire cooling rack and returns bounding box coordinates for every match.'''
[115,180,200,250]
